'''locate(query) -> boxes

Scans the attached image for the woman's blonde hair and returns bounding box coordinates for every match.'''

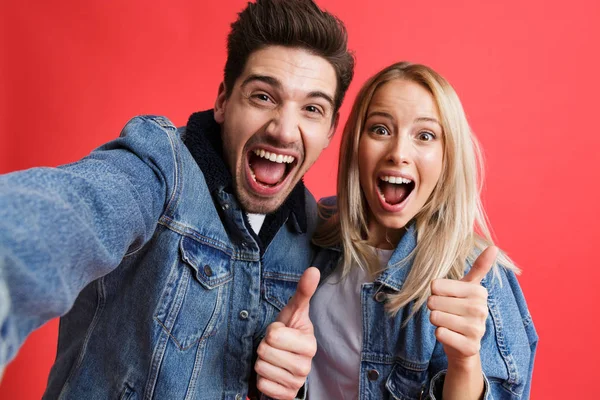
[313,61,519,318]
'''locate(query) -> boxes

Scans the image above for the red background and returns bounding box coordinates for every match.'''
[1,0,599,398]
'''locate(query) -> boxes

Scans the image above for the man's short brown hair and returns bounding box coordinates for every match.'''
[225,0,354,114]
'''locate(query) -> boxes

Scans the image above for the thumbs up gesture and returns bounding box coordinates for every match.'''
[255,267,320,399]
[427,246,498,363]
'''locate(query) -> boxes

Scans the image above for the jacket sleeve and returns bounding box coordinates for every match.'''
[426,267,538,399]
[0,115,179,367]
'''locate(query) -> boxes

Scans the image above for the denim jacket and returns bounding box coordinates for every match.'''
[311,198,538,400]
[0,113,317,399]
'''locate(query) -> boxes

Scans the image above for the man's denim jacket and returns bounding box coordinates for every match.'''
[311,198,538,400]
[0,115,317,399]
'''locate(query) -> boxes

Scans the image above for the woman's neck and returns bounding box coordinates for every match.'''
[366,225,406,250]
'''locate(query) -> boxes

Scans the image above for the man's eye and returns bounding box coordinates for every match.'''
[254,93,271,102]
[305,105,323,115]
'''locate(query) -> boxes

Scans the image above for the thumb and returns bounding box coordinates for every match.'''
[461,246,498,284]
[276,267,320,329]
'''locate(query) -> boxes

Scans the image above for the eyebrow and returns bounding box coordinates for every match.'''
[366,111,394,121]
[414,117,442,127]
[241,74,281,90]
[240,74,335,109]
[366,111,442,127]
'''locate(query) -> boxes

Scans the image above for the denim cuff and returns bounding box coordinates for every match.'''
[428,369,491,399]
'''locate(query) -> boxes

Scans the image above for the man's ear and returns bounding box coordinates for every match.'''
[214,82,227,124]
[324,112,340,148]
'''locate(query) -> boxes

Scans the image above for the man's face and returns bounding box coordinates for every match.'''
[214,45,338,213]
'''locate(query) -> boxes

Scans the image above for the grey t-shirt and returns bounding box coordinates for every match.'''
[308,249,393,399]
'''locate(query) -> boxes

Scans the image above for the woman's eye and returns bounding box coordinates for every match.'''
[418,131,435,141]
[372,126,389,136]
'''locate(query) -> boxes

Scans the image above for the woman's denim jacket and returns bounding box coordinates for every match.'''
[311,198,538,400]
[0,115,317,399]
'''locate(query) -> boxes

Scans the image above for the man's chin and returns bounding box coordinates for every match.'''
[236,189,289,214]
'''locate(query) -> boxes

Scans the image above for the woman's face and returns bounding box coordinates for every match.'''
[358,79,444,248]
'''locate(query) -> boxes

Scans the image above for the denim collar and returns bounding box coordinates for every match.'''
[374,223,418,291]
[182,110,308,236]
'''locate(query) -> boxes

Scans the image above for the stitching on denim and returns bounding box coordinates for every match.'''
[393,355,429,371]
[144,256,185,398]
[264,279,300,310]
[184,339,208,399]
[361,352,429,372]
[153,118,182,219]
[200,284,226,341]
[262,271,303,281]
[180,241,234,289]
[123,117,181,257]
[159,216,262,263]
[153,317,184,349]
[158,216,232,255]
[522,313,533,327]
[154,261,228,351]
[144,312,171,399]
[157,259,191,349]
[487,285,519,391]
[427,369,446,399]
[57,278,106,400]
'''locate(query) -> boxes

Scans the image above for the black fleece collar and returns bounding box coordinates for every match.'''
[182,110,308,243]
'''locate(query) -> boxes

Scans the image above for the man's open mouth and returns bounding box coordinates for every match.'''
[377,175,415,206]
[247,148,297,188]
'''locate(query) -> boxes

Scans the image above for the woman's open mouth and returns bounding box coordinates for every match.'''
[376,175,415,208]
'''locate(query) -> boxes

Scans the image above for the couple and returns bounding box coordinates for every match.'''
[0,0,537,398]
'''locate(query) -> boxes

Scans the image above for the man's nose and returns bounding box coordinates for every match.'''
[264,105,300,145]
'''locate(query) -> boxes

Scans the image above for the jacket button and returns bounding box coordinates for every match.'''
[374,292,386,302]
[239,310,249,319]
[367,369,379,381]
[203,265,213,277]
[235,394,243,400]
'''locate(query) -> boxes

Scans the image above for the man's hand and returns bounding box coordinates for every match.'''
[255,267,320,400]
[427,246,498,399]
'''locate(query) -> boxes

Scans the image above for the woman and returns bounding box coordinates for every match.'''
[308,62,537,399]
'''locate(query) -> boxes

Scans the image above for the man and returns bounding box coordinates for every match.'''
[0,0,354,398]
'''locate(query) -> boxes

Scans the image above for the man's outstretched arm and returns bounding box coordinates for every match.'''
[0,116,178,367]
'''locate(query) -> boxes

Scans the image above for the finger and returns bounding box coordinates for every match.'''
[430,279,488,299]
[256,375,298,400]
[254,358,306,391]
[263,325,317,356]
[277,267,320,329]
[427,295,487,319]
[435,327,482,359]
[289,267,321,311]
[462,246,498,284]
[430,310,487,339]
[256,341,312,377]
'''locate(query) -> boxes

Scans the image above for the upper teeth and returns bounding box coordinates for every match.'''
[253,149,295,164]
[381,176,412,184]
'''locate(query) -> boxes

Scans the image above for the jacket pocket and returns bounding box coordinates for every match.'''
[262,272,303,311]
[154,235,232,350]
[385,361,428,400]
